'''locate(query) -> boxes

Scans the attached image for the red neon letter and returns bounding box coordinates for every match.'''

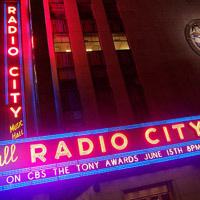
[172,124,185,140]
[163,126,171,142]
[11,36,15,45]
[30,144,47,163]
[55,141,72,159]
[8,26,17,34]
[189,121,200,137]
[99,136,106,153]
[10,107,21,118]
[8,47,19,56]
[8,16,17,24]
[145,128,160,145]
[13,80,17,90]
[10,93,20,103]
[78,138,94,156]
[8,7,16,14]
[111,133,128,150]
[9,67,19,77]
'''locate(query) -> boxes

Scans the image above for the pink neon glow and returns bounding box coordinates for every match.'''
[8,7,16,14]
[11,36,15,45]
[9,67,19,77]
[8,47,19,56]
[13,79,17,89]
[8,26,17,34]
[10,93,20,103]
[10,106,21,118]
[8,16,17,24]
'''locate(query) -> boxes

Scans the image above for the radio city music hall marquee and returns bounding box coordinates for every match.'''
[0,115,200,191]
[4,2,26,140]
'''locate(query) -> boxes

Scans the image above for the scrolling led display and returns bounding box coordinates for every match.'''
[4,2,26,140]
[0,115,200,191]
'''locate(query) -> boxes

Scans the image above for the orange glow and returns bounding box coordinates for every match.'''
[145,128,160,145]
[30,144,47,163]
[8,16,17,24]
[111,133,128,150]
[163,126,171,142]
[13,79,17,90]
[8,7,16,14]
[55,141,72,159]
[10,107,21,118]
[172,124,185,140]
[189,121,200,136]
[8,26,17,34]
[10,93,20,103]
[78,138,94,156]
[9,67,19,77]
[8,47,19,56]
[99,136,106,153]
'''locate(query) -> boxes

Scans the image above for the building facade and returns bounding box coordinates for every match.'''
[1,0,200,199]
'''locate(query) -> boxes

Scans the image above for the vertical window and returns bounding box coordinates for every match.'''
[49,0,84,130]
[54,35,71,52]
[87,51,119,127]
[112,33,129,50]
[117,50,149,123]
[84,33,101,51]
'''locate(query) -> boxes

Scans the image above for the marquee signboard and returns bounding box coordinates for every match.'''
[4,1,26,140]
[0,115,200,191]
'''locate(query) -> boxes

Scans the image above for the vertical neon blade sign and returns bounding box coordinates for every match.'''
[4,2,27,139]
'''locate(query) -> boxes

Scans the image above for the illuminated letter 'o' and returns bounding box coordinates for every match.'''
[6,176,14,184]
[111,133,128,150]
[8,47,19,56]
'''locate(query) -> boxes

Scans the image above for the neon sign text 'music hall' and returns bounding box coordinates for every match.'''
[0,116,200,191]
[4,2,26,139]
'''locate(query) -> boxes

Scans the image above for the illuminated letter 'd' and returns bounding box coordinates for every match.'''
[55,141,72,159]
[78,138,94,156]
[8,26,17,34]
[30,144,47,163]
[145,128,160,145]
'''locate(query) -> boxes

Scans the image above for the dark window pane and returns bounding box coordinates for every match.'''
[49,0,64,4]
[81,19,98,33]
[51,19,68,33]
[77,3,94,19]
[104,3,120,19]
[162,194,171,200]
[55,53,74,68]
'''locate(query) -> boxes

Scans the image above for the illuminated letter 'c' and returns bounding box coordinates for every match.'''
[111,133,128,150]
[9,67,19,77]
[8,47,19,56]
[145,128,160,145]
